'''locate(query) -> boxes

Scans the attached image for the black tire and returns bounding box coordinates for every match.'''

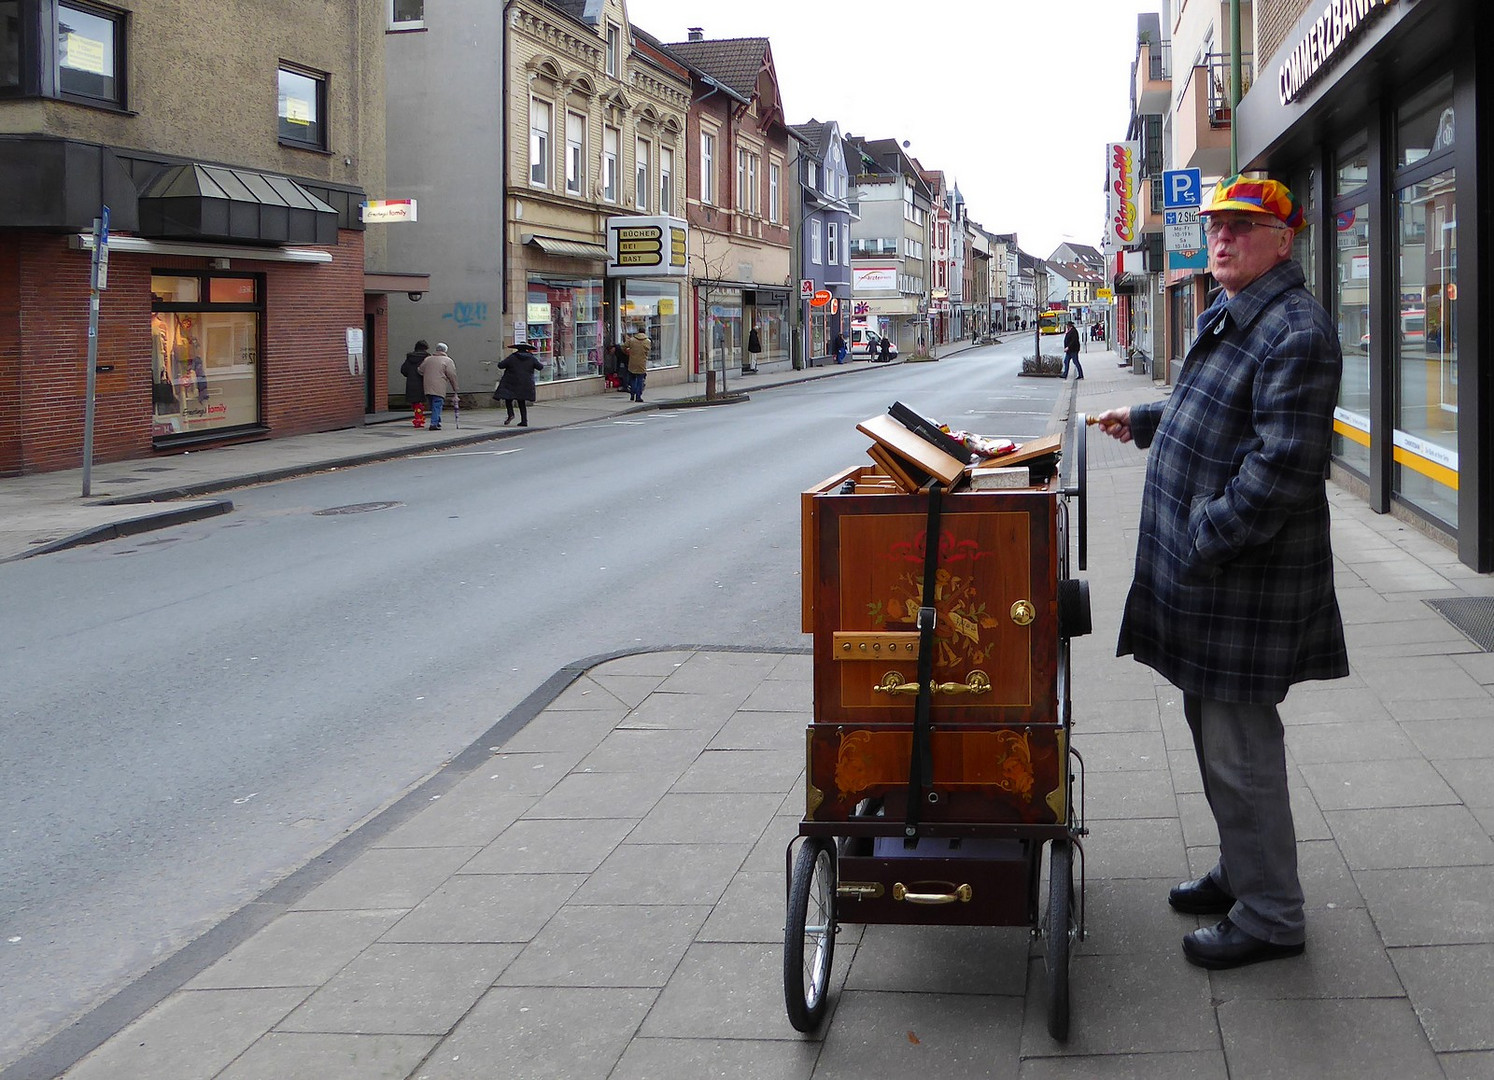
[784,838,837,1032]
[1045,838,1074,1041]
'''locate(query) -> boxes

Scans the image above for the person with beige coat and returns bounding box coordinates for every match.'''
[624,330,650,402]
[417,343,460,430]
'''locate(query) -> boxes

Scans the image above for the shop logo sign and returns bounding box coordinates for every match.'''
[1105,142,1140,248]
[1278,0,1396,106]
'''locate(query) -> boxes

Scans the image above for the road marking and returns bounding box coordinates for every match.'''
[443,448,525,457]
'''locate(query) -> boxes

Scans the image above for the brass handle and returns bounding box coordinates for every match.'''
[893,882,973,905]
[872,670,991,697]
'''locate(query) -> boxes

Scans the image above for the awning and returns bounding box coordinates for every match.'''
[523,233,609,260]
[138,163,338,245]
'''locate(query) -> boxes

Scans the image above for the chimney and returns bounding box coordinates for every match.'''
[687,27,704,41]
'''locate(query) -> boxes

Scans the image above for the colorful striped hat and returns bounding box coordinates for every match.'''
[1202,175,1306,233]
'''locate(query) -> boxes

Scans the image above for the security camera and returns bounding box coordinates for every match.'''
[408,291,423,302]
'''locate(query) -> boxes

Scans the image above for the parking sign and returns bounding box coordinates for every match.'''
[1162,168,1202,210]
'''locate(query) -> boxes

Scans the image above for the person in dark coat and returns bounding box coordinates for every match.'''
[494,342,544,427]
[400,339,429,424]
[877,334,891,362]
[831,331,847,365]
[1093,176,1348,972]
[1062,321,1083,379]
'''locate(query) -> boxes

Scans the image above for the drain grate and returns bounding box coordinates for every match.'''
[1425,597,1494,652]
[313,501,404,516]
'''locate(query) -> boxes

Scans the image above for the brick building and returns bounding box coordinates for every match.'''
[0,0,397,476]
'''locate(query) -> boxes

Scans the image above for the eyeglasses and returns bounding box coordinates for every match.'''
[1203,215,1288,238]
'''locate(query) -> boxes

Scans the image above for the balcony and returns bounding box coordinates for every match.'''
[1175,52,1251,177]
[1137,177,1165,236]
[1133,39,1171,115]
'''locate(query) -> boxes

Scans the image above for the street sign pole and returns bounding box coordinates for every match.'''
[82,206,109,497]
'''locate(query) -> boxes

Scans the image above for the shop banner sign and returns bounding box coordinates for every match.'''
[853,266,897,292]
[607,215,688,277]
[1105,142,1141,249]
[1278,0,1396,106]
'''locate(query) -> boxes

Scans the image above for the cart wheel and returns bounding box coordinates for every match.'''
[1045,838,1075,1041]
[784,837,837,1033]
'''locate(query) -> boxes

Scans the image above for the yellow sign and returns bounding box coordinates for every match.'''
[670,227,687,267]
[1096,287,1114,300]
[63,34,107,74]
[659,298,675,315]
[614,226,663,266]
[526,303,551,323]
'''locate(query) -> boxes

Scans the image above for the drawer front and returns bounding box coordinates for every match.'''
[812,494,1061,725]
[833,850,1040,927]
[804,724,1067,825]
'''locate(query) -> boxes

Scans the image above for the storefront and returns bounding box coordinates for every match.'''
[151,274,263,440]
[525,274,606,383]
[1236,0,1487,569]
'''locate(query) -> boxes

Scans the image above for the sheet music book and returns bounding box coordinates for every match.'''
[856,414,968,488]
[887,401,972,463]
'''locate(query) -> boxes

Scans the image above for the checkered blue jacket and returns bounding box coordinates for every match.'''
[1119,260,1349,704]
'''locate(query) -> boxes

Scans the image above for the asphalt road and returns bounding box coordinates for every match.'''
[0,338,1061,1067]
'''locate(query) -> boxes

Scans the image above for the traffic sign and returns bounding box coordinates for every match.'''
[1164,206,1202,251]
[1162,168,1203,209]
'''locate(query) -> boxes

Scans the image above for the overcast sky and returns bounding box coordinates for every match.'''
[625,0,1158,258]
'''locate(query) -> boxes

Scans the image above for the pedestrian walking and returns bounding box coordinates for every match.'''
[400,339,430,427]
[493,341,544,427]
[745,325,761,374]
[624,328,650,402]
[417,342,459,430]
[831,331,847,365]
[1092,175,1347,971]
[877,334,891,363]
[1062,321,1084,379]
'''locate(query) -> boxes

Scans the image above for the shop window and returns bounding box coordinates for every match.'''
[278,64,327,150]
[150,274,263,441]
[526,275,604,384]
[1397,75,1454,169]
[620,280,681,371]
[1393,169,1458,527]
[1333,135,1368,197]
[389,0,422,28]
[1332,201,1371,478]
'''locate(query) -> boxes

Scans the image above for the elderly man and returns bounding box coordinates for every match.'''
[418,342,459,430]
[1093,176,1348,970]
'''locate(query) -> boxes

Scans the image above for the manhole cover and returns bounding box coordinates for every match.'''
[1426,596,1494,652]
[313,501,404,516]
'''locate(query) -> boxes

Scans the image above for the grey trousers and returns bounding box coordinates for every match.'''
[1183,693,1305,945]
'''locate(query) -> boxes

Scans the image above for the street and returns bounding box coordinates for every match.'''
[0,340,1060,1069]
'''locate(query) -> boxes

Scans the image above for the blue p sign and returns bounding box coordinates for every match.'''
[1163,169,1202,209]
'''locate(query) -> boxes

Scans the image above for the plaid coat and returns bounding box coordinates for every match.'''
[1118,260,1348,704]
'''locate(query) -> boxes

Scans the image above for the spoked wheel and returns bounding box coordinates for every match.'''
[1045,838,1075,1041]
[784,837,837,1032]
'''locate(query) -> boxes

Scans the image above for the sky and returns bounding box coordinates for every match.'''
[624,0,1159,259]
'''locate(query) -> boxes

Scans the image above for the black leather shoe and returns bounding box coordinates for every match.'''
[1168,875,1236,915]
[1183,918,1305,970]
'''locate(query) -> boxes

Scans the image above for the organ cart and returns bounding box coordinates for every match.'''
[785,415,1090,1040]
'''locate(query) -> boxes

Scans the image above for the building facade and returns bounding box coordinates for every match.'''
[845,134,931,354]
[655,29,793,381]
[1235,0,1490,569]
[788,118,851,367]
[2,0,389,476]
[385,0,692,402]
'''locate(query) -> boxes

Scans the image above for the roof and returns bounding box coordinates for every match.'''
[660,37,768,98]
[791,120,832,160]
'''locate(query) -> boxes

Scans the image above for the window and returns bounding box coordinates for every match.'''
[701,131,715,204]
[389,0,423,28]
[810,219,822,265]
[150,274,263,441]
[736,148,759,215]
[1,1,19,91]
[602,126,619,202]
[634,137,649,211]
[605,22,621,77]
[278,64,327,150]
[56,2,123,104]
[659,146,673,214]
[843,223,850,265]
[529,98,551,186]
[827,220,838,265]
[565,111,585,195]
[807,160,820,191]
[769,162,781,223]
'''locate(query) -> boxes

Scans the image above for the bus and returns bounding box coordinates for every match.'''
[1038,310,1070,335]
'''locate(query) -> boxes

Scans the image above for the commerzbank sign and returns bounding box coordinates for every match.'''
[1277,0,1396,105]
